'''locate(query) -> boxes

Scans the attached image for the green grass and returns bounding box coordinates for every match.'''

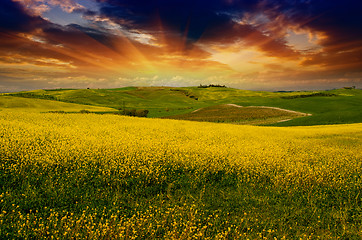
[0,96,116,113]
[2,87,362,125]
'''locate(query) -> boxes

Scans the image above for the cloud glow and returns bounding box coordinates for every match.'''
[0,0,361,91]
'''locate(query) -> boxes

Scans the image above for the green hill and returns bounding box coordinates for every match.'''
[0,95,116,113]
[2,87,362,126]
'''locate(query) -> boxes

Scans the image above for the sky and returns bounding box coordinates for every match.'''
[0,0,362,92]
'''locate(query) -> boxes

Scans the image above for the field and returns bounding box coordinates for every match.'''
[1,110,362,239]
[3,87,362,126]
[163,104,309,125]
[0,95,116,113]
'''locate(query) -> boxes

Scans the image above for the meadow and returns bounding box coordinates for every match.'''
[1,110,362,239]
[4,87,362,126]
[0,95,115,113]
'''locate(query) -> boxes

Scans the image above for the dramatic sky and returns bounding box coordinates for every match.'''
[1,0,362,91]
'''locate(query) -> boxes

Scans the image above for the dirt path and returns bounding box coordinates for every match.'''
[226,104,312,116]
[191,108,203,113]
[226,103,243,108]
[192,104,243,113]
[191,104,312,120]
[276,119,292,123]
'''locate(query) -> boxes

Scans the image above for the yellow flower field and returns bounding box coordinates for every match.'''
[1,111,361,239]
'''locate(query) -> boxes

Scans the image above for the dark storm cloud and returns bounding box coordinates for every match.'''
[265,0,362,48]
[97,0,258,41]
[0,0,46,32]
[64,24,115,48]
[95,0,303,58]
[96,0,362,50]
[268,0,362,70]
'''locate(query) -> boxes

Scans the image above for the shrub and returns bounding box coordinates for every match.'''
[198,84,226,88]
[136,109,149,117]
[48,111,65,114]
[9,92,57,100]
[281,92,337,99]
[189,95,198,100]
[80,110,91,114]
[121,109,149,117]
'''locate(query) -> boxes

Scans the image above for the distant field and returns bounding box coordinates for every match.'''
[3,87,362,126]
[163,104,309,125]
[1,111,361,239]
[0,96,116,113]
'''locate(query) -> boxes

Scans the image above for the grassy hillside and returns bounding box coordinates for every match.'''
[5,87,201,115]
[0,96,116,113]
[3,87,362,126]
[1,111,361,239]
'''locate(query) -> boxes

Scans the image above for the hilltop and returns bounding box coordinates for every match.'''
[1,86,362,126]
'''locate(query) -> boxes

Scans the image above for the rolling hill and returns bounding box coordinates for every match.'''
[0,95,116,113]
[2,87,361,126]
[1,89,362,238]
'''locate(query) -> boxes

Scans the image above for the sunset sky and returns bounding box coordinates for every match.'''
[1,0,362,92]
